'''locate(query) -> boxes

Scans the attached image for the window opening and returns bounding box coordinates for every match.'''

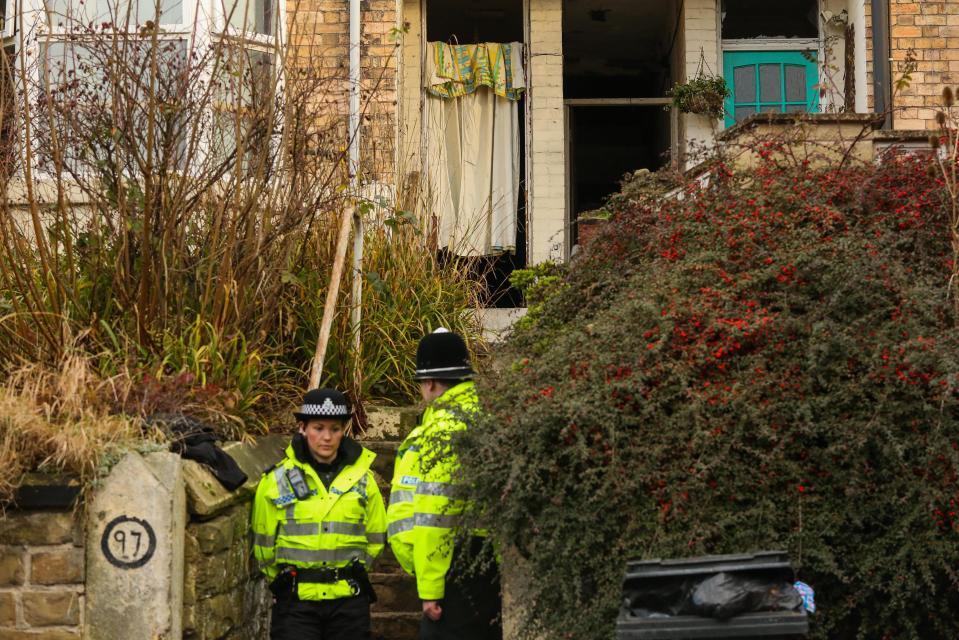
[721,0,821,125]
[426,0,522,44]
[721,0,818,40]
[563,1,672,99]
[27,0,281,177]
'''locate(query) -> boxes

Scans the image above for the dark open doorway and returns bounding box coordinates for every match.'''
[568,105,670,233]
[426,0,526,308]
[563,0,676,247]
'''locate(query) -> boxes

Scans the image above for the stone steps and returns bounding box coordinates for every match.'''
[371,571,420,613]
[362,438,421,640]
[372,612,421,640]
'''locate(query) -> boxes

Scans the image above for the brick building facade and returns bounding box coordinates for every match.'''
[304,1,957,268]
[886,0,958,130]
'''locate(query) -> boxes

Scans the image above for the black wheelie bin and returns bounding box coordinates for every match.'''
[616,551,809,639]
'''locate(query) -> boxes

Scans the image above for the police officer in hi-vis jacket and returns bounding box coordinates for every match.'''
[252,388,387,640]
[387,329,502,640]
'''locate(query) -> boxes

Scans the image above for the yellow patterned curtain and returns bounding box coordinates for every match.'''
[427,42,526,101]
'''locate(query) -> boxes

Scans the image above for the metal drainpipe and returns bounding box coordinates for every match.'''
[870,0,891,129]
[349,0,364,387]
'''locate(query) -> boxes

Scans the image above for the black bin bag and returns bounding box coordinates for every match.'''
[617,551,809,639]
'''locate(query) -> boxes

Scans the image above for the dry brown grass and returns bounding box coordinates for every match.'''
[0,352,160,503]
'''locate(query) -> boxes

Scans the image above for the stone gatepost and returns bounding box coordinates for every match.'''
[84,451,186,640]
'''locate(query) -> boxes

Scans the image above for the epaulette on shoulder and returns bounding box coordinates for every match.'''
[262,460,283,476]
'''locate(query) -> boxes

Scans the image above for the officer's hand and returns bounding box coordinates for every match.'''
[422,600,443,621]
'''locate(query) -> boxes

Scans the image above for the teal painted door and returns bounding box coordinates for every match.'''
[723,50,819,127]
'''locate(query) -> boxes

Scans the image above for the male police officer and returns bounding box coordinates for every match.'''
[387,329,502,640]
[252,388,386,640]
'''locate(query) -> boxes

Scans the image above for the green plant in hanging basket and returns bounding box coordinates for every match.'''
[668,75,731,120]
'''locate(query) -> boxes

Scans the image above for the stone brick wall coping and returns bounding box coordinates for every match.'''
[717,112,884,142]
[874,129,938,142]
[183,435,287,518]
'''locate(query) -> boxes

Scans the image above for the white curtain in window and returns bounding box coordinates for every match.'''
[425,87,519,256]
[423,41,524,257]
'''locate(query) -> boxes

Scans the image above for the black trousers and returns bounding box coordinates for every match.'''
[270,594,370,640]
[420,539,502,640]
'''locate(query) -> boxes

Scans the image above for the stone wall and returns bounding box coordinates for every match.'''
[180,436,288,640]
[183,502,269,640]
[0,415,417,640]
[0,509,85,639]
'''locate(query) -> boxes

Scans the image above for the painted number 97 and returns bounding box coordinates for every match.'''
[113,528,144,558]
[101,515,157,569]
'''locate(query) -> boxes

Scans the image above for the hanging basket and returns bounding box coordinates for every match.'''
[668,75,731,120]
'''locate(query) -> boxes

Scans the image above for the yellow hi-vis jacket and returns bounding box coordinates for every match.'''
[386,381,478,600]
[251,436,387,600]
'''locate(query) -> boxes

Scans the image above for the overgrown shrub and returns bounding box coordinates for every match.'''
[0,352,160,504]
[461,152,959,639]
[0,19,483,433]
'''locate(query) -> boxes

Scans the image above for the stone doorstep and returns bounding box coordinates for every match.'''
[371,611,420,640]
[475,307,529,345]
[370,572,419,613]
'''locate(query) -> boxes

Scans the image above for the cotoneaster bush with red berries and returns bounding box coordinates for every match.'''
[458,152,959,639]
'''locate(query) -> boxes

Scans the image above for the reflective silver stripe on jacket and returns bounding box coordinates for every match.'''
[272,466,295,506]
[388,517,414,537]
[366,532,386,545]
[322,521,366,536]
[253,533,275,547]
[414,512,458,528]
[389,490,414,506]
[330,475,368,505]
[280,522,318,536]
[280,521,366,537]
[275,547,371,565]
[415,482,457,498]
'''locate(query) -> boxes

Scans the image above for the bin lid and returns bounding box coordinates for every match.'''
[624,551,794,580]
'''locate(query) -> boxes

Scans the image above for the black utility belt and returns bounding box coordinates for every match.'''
[295,565,359,584]
[271,562,377,603]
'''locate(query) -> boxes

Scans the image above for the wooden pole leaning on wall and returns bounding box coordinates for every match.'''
[309,204,355,389]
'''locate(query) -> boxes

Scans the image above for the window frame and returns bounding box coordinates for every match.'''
[14,0,284,179]
[719,0,825,128]
[722,49,820,127]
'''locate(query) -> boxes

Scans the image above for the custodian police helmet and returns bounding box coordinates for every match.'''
[414,328,475,381]
[293,388,352,422]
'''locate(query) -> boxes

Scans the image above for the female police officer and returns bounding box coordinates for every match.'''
[252,388,387,639]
